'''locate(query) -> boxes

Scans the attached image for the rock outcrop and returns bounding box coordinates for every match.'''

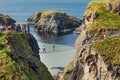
[0,31,53,80]
[105,1,120,15]
[58,44,120,80]
[27,10,82,34]
[0,14,16,26]
[57,0,120,80]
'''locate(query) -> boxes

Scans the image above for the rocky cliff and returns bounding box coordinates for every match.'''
[28,34,40,59]
[0,14,16,26]
[105,0,120,15]
[0,31,53,80]
[58,0,120,80]
[27,10,82,34]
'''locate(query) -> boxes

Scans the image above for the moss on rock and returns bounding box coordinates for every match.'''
[94,36,120,65]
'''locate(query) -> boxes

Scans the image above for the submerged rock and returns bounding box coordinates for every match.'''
[27,10,82,34]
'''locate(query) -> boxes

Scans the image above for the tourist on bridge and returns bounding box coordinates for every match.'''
[43,45,46,53]
[53,44,55,51]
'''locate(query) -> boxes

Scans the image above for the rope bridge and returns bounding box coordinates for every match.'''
[39,46,76,54]
[14,23,76,54]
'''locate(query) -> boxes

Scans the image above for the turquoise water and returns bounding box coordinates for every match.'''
[0,0,90,75]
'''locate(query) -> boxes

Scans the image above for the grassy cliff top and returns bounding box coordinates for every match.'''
[94,36,120,65]
[41,10,65,17]
[85,0,120,36]
[0,31,53,80]
[85,0,120,65]
[38,10,66,26]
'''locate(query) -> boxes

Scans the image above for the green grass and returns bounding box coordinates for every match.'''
[86,1,120,36]
[39,10,65,25]
[38,10,65,25]
[41,10,65,17]
[0,31,53,80]
[31,12,41,21]
[0,31,32,80]
[94,36,120,65]
[87,0,120,65]
[0,32,17,80]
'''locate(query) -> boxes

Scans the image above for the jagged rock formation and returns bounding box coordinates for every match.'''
[0,14,16,26]
[0,31,53,80]
[57,0,120,80]
[27,10,82,34]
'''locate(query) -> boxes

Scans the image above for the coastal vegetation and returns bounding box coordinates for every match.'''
[85,0,120,65]
[39,10,66,25]
[86,0,120,36]
[0,31,53,80]
[94,36,120,65]
[40,10,65,17]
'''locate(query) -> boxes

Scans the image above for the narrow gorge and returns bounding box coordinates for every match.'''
[1,0,120,80]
